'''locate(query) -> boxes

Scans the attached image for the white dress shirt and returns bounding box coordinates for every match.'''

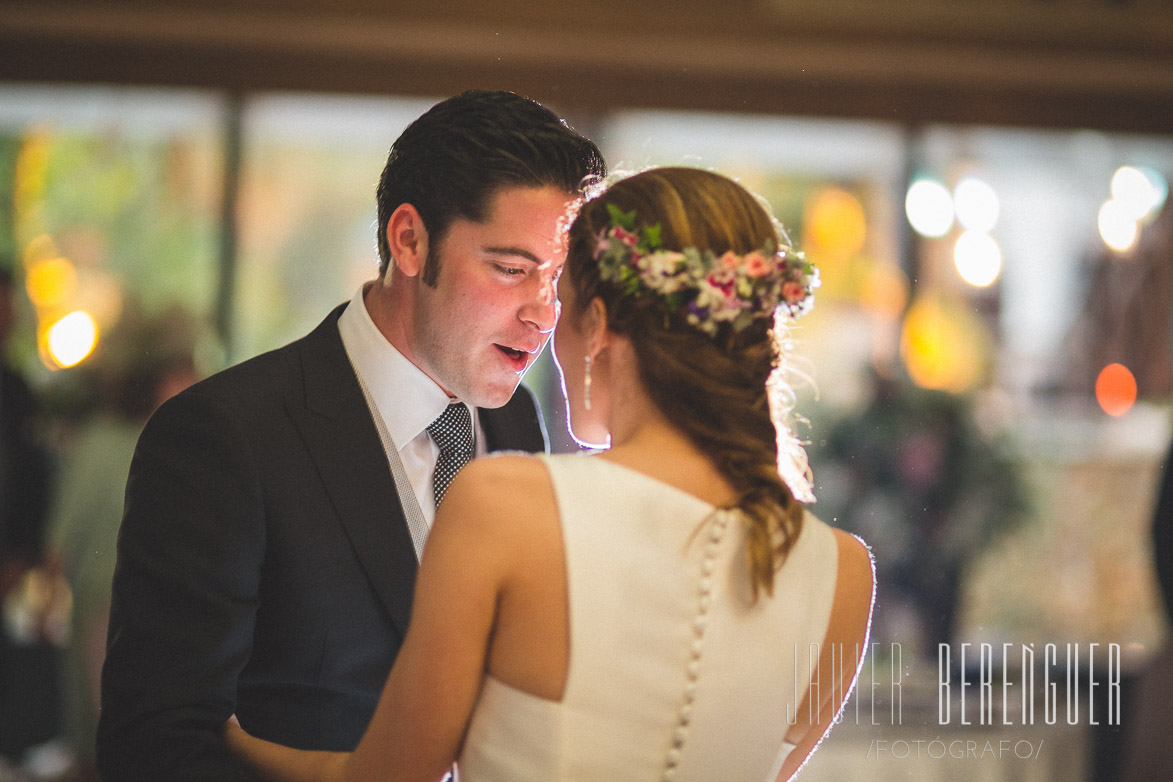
[337,285,482,526]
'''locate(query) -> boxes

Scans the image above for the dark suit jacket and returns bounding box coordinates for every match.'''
[97,305,546,782]
[1,366,54,760]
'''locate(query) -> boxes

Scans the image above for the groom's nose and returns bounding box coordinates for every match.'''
[521,280,559,334]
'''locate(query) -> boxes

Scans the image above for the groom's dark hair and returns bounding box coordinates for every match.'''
[375,89,605,284]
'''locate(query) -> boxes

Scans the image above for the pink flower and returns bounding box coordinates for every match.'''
[744,251,771,278]
[782,281,806,303]
[719,251,740,271]
[612,227,639,247]
[593,229,611,258]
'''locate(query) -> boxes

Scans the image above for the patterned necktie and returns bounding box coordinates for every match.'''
[427,402,474,508]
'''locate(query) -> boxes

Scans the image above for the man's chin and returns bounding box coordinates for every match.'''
[462,378,523,409]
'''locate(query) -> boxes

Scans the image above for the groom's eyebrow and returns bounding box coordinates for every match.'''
[484,246,543,265]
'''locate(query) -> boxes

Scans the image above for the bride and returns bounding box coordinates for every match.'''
[226,166,875,781]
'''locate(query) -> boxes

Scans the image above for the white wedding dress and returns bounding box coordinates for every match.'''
[457,453,840,781]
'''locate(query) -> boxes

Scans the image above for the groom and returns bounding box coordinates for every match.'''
[97,90,605,781]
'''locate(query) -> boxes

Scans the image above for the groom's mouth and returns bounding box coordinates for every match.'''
[495,343,535,372]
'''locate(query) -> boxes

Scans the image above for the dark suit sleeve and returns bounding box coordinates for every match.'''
[98,389,266,782]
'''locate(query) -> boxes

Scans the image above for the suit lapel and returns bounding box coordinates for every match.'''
[287,307,417,638]
[282,308,547,639]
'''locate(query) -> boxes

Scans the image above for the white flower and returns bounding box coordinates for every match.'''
[643,250,685,276]
[694,280,729,313]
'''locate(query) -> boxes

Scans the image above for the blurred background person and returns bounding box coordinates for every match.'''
[0,263,57,778]
[46,303,202,782]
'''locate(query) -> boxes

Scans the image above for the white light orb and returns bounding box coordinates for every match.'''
[1098,200,1139,253]
[1110,166,1165,221]
[1138,166,1168,214]
[953,177,1000,233]
[46,310,98,368]
[905,178,954,238]
[953,231,1002,287]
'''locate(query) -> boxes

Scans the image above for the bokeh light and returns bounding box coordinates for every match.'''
[1095,363,1137,416]
[805,186,867,258]
[45,310,98,369]
[900,296,988,392]
[953,231,1002,287]
[953,177,999,233]
[1097,200,1139,252]
[1137,166,1168,216]
[1110,166,1166,221]
[25,256,78,308]
[905,178,954,238]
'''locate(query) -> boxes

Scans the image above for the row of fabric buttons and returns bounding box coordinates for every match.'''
[662,509,731,781]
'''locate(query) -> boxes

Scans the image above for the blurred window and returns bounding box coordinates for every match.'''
[233,94,438,360]
[0,84,223,377]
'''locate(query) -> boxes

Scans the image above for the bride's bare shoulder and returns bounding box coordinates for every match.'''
[438,454,557,531]
[831,528,875,594]
[825,527,876,645]
[454,453,551,493]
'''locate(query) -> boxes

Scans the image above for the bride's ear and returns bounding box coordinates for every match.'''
[584,296,610,358]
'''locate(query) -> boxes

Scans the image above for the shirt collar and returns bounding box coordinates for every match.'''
[338,284,463,448]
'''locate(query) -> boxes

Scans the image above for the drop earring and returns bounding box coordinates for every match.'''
[583,355,592,411]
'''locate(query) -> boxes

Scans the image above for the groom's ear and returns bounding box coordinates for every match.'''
[385,203,429,278]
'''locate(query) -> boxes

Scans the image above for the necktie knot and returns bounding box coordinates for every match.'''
[427,403,474,506]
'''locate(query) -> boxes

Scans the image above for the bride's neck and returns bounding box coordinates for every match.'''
[597,336,736,505]
[601,338,671,449]
[604,383,737,506]
[607,392,674,450]
[605,367,704,465]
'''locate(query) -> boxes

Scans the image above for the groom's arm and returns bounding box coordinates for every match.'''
[98,388,266,782]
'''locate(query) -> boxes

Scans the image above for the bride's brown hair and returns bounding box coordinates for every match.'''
[565,167,804,600]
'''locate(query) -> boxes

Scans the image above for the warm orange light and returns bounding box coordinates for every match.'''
[26,257,78,308]
[43,310,99,369]
[805,187,867,259]
[900,296,987,392]
[1095,363,1137,417]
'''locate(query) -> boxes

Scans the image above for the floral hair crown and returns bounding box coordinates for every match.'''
[592,203,818,336]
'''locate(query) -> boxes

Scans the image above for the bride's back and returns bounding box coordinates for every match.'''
[460,452,848,781]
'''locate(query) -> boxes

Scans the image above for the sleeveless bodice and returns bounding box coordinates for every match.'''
[457,453,839,781]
